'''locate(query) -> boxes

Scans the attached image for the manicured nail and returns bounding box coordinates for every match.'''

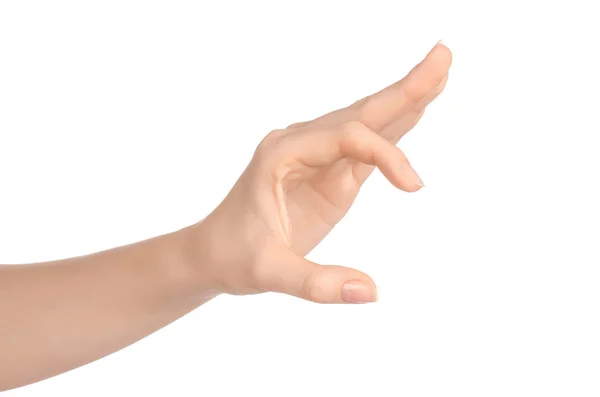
[437,39,449,48]
[342,281,377,303]
[402,163,424,188]
[415,175,425,187]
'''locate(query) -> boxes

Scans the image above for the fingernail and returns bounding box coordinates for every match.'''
[415,174,425,187]
[342,281,377,303]
[437,39,449,48]
[402,163,425,188]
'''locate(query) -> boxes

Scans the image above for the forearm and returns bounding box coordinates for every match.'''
[0,224,218,391]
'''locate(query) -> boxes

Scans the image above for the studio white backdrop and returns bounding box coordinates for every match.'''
[1,1,599,396]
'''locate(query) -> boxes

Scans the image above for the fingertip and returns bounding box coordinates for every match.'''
[401,182,425,193]
[390,161,425,192]
[420,40,452,74]
[342,280,378,304]
[301,264,376,304]
[433,40,453,67]
[437,39,449,49]
[415,174,425,188]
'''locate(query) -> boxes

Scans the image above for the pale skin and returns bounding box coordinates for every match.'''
[0,42,452,391]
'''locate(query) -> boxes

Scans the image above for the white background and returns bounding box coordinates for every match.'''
[1,1,599,396]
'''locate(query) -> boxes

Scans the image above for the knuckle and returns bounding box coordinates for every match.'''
[340,119,365,131]
[301,266,328,303]
[338,120,366,140]
[338,121,367,146]
[350,95,378,124]
[350,96,371,116]
[253,129,287,162]
[255,128,286,151]
[287,121,308,129]
[252,129,298,183]
[303,281,322,304]
[400,82,429,104]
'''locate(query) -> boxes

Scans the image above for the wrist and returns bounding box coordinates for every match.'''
[180,205,269,297]
[167,223,223,301]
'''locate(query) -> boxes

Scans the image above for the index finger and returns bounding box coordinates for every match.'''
[300,42,452,132]
[351,41,452,131]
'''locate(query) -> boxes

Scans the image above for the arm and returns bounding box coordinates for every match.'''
[0,41,451,391]
[0,226,216,391]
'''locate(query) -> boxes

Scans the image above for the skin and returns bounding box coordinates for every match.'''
[0,42,452,391]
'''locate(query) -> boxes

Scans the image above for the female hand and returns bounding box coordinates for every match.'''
[191,42,452,304]
[0,42,451,391]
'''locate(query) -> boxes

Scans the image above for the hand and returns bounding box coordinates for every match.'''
[190,42,452,304]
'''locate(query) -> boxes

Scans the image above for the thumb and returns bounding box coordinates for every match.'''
[264,250,378,304]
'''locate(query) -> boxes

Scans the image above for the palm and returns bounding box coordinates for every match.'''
[284,161,361,255]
